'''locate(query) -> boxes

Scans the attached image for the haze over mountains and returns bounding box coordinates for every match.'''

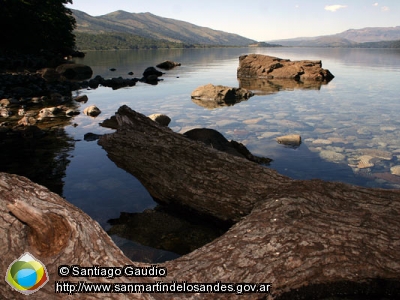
[267,26,400,47]
[72,9,400,48]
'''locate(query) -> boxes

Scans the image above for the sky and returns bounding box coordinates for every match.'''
[66,0,400,41]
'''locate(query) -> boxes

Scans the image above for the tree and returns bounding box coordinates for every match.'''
[0,0,76,54]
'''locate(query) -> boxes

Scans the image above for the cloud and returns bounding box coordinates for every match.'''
[373,2,379,6]
[381,6,390,12]
[324,5,347,12]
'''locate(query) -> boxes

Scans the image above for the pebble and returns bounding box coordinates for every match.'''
[357,155,375,169]
[319,150,345,163]
[390,166,400,176]
[312,139,332,145]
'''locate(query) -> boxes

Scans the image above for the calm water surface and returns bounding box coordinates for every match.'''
[63,47,400,260]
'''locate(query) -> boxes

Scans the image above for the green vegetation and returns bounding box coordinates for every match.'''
[75,32,193,50]
[71,9,255,47]
[74,32,242,50]
[0,0,76,54]
[353,40,400,48]
[248,42,282,48]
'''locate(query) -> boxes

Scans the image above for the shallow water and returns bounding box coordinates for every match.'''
[10,47,400,261]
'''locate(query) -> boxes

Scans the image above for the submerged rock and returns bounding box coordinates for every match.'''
[191,84,254,108]
[390,165,400,176]
[237,54,334,82]
[357,155,375,169]
[319,150,346,163]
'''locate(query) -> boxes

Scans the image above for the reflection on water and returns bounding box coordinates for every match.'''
[4,47,398,263]
[239,77,326,95]
[0,124,74,195]
[68,47,400,261]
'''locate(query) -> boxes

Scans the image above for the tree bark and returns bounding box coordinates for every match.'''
[0,172,153,300]
[1,105,400,299]
[98,105,292,223]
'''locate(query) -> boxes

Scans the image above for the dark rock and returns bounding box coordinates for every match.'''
[37,68,61,82]
[74,95,88,103]
[99,116,118,129]
[237,54,334,82]
[70,50,85,58]
[55,63,93,80]
[156,60,181,70]
[148,114,171,126]
[141,74,160,85]
[143,67,163,78]
[128,72,134,75]
[84,132,102,142]
[110,68,116,71]
[184,128,271,164]
[88,78,100,89]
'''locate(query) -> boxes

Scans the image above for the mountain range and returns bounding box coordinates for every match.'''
[71,9,255,47]
[71,9,400,49]
[267,26,400,47]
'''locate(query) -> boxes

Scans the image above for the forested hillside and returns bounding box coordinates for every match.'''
[71,9,255,47]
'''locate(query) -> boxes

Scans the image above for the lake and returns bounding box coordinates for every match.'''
[12,47,400,262]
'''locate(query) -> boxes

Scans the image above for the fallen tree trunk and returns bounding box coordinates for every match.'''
[0,172,153,300]
[98,105,292,223]
[1,105,400,299]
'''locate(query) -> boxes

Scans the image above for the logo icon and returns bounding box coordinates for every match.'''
[5,252,49,295]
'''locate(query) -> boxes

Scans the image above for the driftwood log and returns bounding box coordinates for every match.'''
[1,105,400,299]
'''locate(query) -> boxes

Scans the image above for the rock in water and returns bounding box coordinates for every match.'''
[55,63,93,80]
[83,105,101,117]
[276,134,302,146]
[390,165,400,176]
[191,84,253,108]
[148,114,171,126]
[156,61,181,70]
[237,54,334,82]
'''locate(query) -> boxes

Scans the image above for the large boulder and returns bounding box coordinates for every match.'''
[191,84,254,108]
[183,128,271,164]
[55,63,93,80]
[37,68,61,82]
[237,54,334,82]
